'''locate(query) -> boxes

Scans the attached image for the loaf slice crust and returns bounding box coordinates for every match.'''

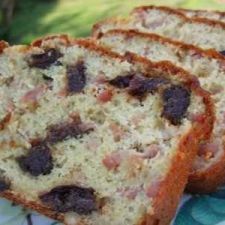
[178,8,225,23]
[92,5,225,52]
[97,29,225,193]
[0,35,213,225]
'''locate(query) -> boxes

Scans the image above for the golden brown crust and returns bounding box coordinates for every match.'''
[92,5,225,39]
[130,47,214,223]
[31,34,71,47]
[92,17,129,38]
[178,8,225,18]
[98,38,214,141]
[139,120,201,225]
[98,28,225,193]
[0,36,214,225]
[1,191,64,221]
[0,40,9,54]
[133,5,187,18]
[132,5,225,29]
[186,145,225,194]
[100,29,225,60]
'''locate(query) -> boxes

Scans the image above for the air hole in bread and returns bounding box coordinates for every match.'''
[42,74,54,81]
[109,74,134,88]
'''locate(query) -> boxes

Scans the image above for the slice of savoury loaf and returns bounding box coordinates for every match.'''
[0,37,69,144]
[0,35,213,225]
[92,5,225,52]
[178,8,225,23]
[97,29,225,193]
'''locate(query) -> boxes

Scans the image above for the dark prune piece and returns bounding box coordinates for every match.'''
[39,185,97,214]
[108,75,134,88]
[219,50,225,56]
[129,75,168,97]
[29,48,63,69]
[17,141,53,176]
[162,85,190,125]
[46,120,93,144]
[0,178,10,192]
[144,77,168,91]
[66,61,86,93]
[128,75,146,97]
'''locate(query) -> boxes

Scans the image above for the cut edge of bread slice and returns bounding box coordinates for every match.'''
[96,29,225,193]
[177,8,225,23]
[131,5,225,28]
[92,5,225,52]
[0,35,214,225]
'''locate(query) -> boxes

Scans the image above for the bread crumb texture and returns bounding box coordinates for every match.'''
[94,7,225,51]
[99,30,225,175]
[0,37,206,225]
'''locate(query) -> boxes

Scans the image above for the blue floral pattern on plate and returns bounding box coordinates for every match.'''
[175,187,225,225]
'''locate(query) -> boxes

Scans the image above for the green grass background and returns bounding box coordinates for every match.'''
[1,0,225,44]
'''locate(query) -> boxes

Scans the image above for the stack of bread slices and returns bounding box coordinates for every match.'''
[0,5,225,225]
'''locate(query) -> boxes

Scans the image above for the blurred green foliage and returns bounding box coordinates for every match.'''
[1,0,225,44]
